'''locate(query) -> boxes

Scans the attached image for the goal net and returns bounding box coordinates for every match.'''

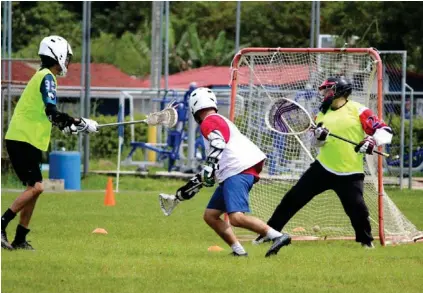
[229,48,423,245]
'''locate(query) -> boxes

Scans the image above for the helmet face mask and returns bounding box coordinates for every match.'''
[319,84,336,103]
[38,35,73,77]
[318,77,352,113]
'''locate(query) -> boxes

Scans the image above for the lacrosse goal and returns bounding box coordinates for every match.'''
[229,48,423,245]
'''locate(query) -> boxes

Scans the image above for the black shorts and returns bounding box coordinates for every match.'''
[5,139,43,187]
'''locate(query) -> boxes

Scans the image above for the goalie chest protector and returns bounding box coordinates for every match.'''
[202,114,266,183]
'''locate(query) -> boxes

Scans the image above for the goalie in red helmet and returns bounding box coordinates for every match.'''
[254,76,393,248]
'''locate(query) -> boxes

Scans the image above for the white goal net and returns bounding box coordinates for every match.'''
[229,48,423,245]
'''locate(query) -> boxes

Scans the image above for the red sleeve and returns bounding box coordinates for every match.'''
[358,107,390,136]
[200,115,230,143]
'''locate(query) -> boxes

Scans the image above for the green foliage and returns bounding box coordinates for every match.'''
[90,30,151,76]
[171,24,248,72]
[388,115,423,156]
[8,1,423,75]
[323,1,423,72]
[49,114,148,160]
[11,2,82,54]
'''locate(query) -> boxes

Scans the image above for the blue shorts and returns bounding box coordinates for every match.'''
[206,174,255,214]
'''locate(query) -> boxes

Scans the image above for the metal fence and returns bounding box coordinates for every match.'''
[1,59,422,190]
[379,51,422,189]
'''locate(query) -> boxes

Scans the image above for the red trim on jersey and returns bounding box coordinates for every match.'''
[241,160,265,182]
[200,114,230,142]
[359,108,389,136]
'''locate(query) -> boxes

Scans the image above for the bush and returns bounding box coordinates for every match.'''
[387,114,423,156]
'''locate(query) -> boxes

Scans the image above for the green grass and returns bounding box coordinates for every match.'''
[1,184,423,293]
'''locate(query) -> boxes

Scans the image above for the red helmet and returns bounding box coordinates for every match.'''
[318,77,352,113]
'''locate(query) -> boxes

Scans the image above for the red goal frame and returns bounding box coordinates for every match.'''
[229,48,386,246]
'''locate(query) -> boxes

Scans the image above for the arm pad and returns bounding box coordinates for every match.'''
[372,128,393,146]
[175,174,203,201]
[45,103,75,129]
[206,130,226,164]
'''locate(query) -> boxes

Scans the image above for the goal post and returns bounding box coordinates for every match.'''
[229,47,423,245]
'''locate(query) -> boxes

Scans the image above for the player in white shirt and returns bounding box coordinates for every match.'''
[174,87,291,257]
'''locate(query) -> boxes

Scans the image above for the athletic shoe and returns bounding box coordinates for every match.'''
[229,251,248,257]
[1,230,14,250]
[252,235,271,245]
[265,234,292,257]
[361,242,375,249]
[11,240,35,251]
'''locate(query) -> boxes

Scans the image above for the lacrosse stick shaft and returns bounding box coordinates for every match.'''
[97,120,147,128]
[185,182,203,193]
[328,132,390,157]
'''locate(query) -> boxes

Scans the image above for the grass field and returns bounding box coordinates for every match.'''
[1,177,423,293]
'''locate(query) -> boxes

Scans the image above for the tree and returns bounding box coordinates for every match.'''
[169,23,249,72]
[322,1,423,72]
[11,1,81,53]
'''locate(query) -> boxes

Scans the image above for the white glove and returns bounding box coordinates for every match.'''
[314,122,330,141]
[76,118,98,134]
[200,163,218,187]
[354,137,376,155]
[62,124,78,135]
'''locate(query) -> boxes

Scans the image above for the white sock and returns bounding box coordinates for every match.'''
[231,242,246,255]
[266,227,282,240]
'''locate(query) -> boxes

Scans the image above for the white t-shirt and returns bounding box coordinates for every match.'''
[200,113,266,183]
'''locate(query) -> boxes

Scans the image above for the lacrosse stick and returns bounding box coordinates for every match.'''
[159,182,203,216]
[97,105,178,129]
[264,97,391,158]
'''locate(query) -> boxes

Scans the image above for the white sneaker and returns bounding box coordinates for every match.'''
[252,235,271,245]
[361,242,375,249]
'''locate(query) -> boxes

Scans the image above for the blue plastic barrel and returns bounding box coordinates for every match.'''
[49,151,81,190]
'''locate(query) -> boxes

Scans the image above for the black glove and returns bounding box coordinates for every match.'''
[175,174,203,201]
[59,117,78,135]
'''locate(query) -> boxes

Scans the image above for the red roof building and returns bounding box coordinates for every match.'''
[2,61,146,88]
[2,61,311,89]
[138,66,233,88]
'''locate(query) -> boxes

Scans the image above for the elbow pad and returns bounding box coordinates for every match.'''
[373,127,393,146]
[206,130,226,164]
[45,104,74,129]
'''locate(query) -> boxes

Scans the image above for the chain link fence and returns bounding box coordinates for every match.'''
[379,51,422,188]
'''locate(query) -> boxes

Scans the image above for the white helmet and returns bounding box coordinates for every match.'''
[38,35,73,76]
[189,87,218,117]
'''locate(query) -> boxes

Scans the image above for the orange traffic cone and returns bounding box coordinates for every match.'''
[208,245,224,252]
[104,177,116,206]
[92,228,108,234]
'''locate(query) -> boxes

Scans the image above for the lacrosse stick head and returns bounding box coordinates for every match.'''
[265,97,314,135]
[159,193,179,216]
[146,106,178,128]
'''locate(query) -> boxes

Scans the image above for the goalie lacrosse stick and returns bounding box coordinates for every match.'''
[97,105,178,129]
[159,182,203,216]
[265,97,391,158]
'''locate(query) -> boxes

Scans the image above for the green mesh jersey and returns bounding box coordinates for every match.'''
[315,100,366,174]
[5,68,57,151]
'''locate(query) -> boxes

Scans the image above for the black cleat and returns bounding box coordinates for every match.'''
[265,234,291,257]
[1,230,14,250]
[11,240,35,251]
[229,251,248,257]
